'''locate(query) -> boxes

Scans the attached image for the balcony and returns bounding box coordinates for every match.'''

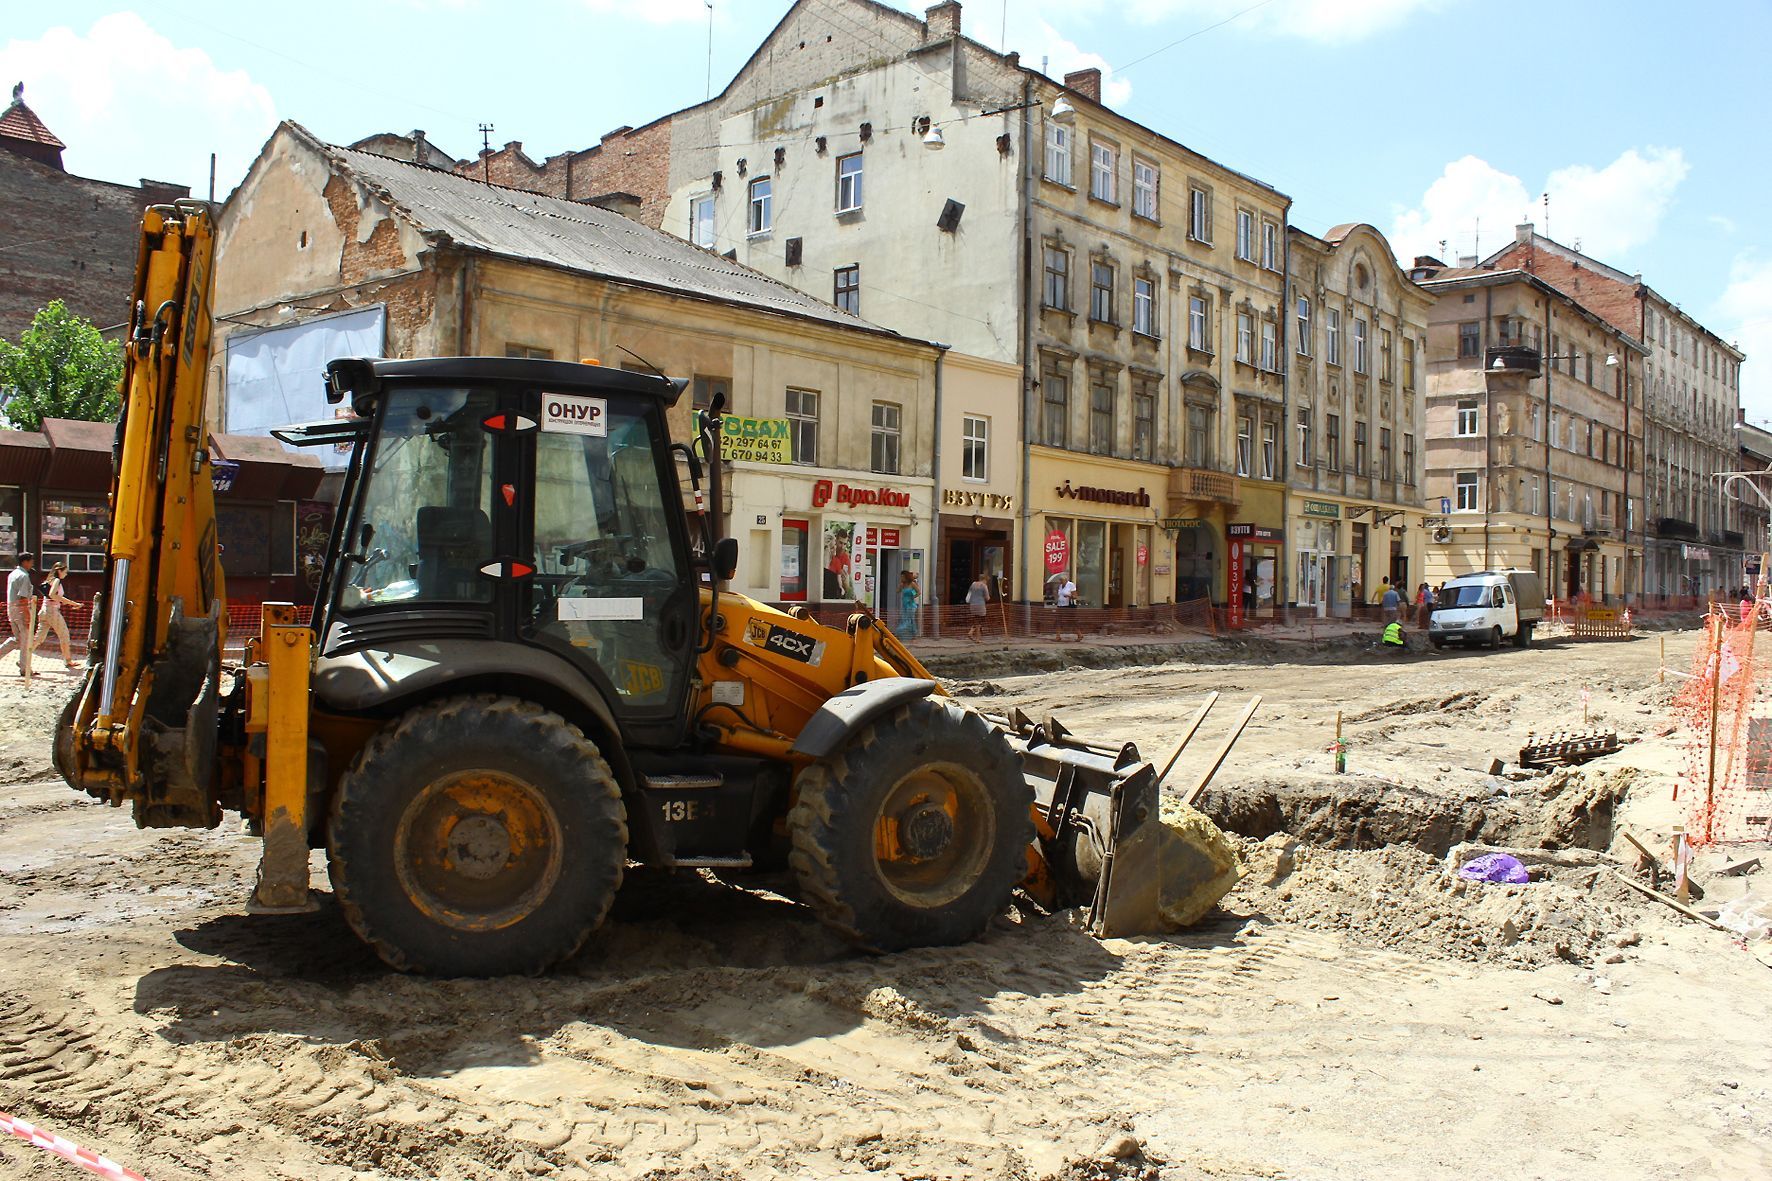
[1167,466,1240,510]
[1654,517,1699,541]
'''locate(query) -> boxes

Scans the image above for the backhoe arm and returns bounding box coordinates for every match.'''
[56,202,229,827]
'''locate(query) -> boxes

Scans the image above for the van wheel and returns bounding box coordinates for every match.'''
[1513,623,1532,648]
[1430,637,1445,649]
[1488,626,1503,649]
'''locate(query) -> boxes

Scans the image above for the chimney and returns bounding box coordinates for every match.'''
[1515,222,1534,244]
[1063,68,1101,103]
[1457,254,1477,268]
[924,2,961,41]
[411,129,428,159]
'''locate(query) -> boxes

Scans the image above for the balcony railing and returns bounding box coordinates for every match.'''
[1171,467,1239,503]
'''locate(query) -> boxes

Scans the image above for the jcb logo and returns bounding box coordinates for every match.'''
[623,660,665,695]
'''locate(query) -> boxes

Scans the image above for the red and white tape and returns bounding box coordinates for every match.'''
[0,1111,148,1181]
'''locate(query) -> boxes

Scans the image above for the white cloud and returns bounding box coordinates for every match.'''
[0,13,275,197]
[1710,214,1738,235]
[1390,147,1688,265]
[1714,253,1772,421]
[1018,20,1134,105]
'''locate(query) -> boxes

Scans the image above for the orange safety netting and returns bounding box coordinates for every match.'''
[1673,599,1772,845]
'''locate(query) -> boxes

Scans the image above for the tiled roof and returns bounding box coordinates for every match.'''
[290,123,920,344]
[0,93,66,151]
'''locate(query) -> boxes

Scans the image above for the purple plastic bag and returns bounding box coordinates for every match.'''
[1458,853,1530,884]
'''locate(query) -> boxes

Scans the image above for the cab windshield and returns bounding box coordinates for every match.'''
[1440,584,1502,609]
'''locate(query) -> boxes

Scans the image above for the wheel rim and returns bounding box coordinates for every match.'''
[870,761,996,909]
[393,770,565,932]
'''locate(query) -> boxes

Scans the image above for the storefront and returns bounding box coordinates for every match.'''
[938,496,1015,609]
[1227,522,1282,626]
[0,419,327,605]
[1287,492,1422,617]
[726,464,933,619]
[1025,448,1168,608]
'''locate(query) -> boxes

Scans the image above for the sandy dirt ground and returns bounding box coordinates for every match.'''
[1,632,1770,1180]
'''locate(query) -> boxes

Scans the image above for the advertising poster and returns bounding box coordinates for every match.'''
[823,521,856,599]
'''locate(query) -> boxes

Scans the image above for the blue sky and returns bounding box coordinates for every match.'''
[6,0,1769,419]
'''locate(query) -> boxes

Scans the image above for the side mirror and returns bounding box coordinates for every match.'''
[713,537,738,583]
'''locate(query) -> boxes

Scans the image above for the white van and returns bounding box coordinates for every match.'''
[1429,569,1546,649]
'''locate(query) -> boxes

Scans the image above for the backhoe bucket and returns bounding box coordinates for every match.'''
[994,711,1243,937]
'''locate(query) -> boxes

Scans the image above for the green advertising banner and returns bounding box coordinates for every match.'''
[721,416,793,464]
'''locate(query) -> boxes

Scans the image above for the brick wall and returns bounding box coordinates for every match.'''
[456,120,676,231]
[1487,243,1642,337]
[0,152,190,340]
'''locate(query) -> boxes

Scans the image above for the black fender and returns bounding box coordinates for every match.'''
[313,638,663,860]
[789,677,937,761]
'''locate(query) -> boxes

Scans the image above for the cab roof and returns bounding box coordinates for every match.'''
[325,356,685,410]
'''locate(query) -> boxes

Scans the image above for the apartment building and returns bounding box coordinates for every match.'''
[1414,261,1646,602]
[491,0,1293,612]
[1484,225,1747,597]
[1286,224,1432,614]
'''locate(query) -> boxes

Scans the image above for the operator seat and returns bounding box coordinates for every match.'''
[415,505,491,600]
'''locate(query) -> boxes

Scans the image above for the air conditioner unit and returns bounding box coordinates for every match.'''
[1432,526,1453,544]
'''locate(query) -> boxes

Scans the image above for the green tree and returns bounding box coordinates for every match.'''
[0,300,125,431]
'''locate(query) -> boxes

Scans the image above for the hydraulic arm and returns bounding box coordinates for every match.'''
[56,202,229,828]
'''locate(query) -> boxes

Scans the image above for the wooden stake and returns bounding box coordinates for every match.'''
[1659,634,1665,685]
[1152,691,1219,791]
[1334,709,1345,774]
[1612,871,1729,932]
[1180,694,1261,808]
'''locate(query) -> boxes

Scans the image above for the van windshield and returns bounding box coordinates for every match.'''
[1441,584,1500,609]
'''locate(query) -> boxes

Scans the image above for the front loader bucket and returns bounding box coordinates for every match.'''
[994,711,1243,937]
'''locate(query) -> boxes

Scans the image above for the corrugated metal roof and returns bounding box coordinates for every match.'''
[317,133,915,343]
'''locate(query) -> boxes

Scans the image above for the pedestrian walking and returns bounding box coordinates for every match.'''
[1056,573,1078,607]
[1415,581,1431,629]
[1381,582,1401,624]
[964,573,990,643]
[33,561,82,672]
[0,553,37,682]
[893,569,921,642]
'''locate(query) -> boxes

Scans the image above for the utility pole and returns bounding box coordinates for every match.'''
[477,123,495,183]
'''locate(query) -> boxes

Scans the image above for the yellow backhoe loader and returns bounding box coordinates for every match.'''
[55,202,1241,974]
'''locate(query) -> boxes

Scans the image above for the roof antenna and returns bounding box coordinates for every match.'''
[1543,191,1550,241]
[477,122,494,182]
[617,344,669,382]
[705,0,715,100]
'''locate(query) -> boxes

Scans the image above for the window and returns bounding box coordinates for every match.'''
[504,344,553,359]
[690,195,716,249]
[1326,413,1341,471]
[1236,312,1254,364]
[833,265,860,314]
[1455,471,1479,512]
[1089,376,1115,455]
[1530,404,1542,440]
[1041,362,1069,447]
[1132,159,1158,219]
[1261,221,1278,270]
[1296,297,1311,355]
[1133,277,1154,336]
[1260,420,1277,479]
[1043,246,1070,310]
[1353,318,1369,374]
[747,176,772,234]
[1550,412,1560,448]
[1132,383,1155,462]
[835,153,863,212]
[1326,309,1342,365]
[1354,421,1368,475]
[962,415,989,481]
[1260,320,1277,371]
[1567,418,1577,451]
[1236,414,1253,476]
[1403,337,1416,388]
[1297,419,1312,467]
[1189,187,1211,242]
[786,387,819,465]
[1090,141,1117,203]
[1236,210,1254,260]
[1185,403,1213,466]
[1379,427,1393,481]
[1045,121,1072,186]
[869,401,900,473]
[1188,296,1209,351]
[1458,321,1480,358]
[1090,259,1115,323]
[1380,329,1393,382]
[1402,433,1415,484]
[1455,399,1479,436]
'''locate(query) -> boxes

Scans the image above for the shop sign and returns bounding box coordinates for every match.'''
[1228,539,1245,629]
[1228,523,1282,542]
[1683,544,1712,561]
[812,479,912,510]
[1154,564,1171,576]
[943,488,1016,512]
[1055,480,1152,508]
[211,459,239,494]
[1043,529,1069,573]
[865,527,901,547]
[1302,500,1341,520]
[719,416,792,463]
[1161,517,1207,530]
[1136,543,1149,566]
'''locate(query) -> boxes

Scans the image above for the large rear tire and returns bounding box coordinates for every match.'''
[327,695,627,975]
[787,698,1032,952]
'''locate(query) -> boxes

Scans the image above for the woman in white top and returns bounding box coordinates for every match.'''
[34,561,82,671]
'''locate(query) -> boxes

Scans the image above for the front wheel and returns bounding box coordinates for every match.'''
[788,698,1033,952]
[328,695,628,975]
[1488,626,1503,649]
